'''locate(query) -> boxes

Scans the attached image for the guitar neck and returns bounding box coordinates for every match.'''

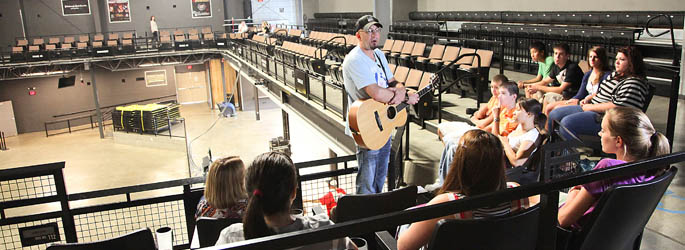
[396,77,438,112]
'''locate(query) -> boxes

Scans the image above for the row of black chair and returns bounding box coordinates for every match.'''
[313,12,373,19]
[274,41,329,75]
[391,21,442,34]
[408,11,685,29]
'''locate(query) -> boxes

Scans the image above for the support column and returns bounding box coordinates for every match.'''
[18,0,28,37]
[282,110,290,141]
[221,58,228,104]
[88,63,104,139]
[254,84,260,120]
[373,0,391,45]
[680,18,685,97]
[329,150,338,172]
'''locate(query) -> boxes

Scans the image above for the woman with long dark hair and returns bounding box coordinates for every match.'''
[397,130,535,250]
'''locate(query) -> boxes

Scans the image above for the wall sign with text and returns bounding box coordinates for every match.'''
[61,0,91,16]
[19,223,61,247]
[145,70,168,87]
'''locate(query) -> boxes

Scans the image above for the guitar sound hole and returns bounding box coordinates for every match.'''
[387,106,396,119]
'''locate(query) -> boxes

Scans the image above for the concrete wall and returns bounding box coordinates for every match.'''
[392,0,417,21]
[417,0,685,11]
[0,1,28,48]
[0,0,238,48]
[99,0,226,36]
[317,0,372,13]
[0,66,177,133]
[22,0,96,37]
[250,0,298,25]
[301,0,318,23]
[224,0,246,20]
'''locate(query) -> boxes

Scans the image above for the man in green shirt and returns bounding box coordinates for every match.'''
[517,41,554,92]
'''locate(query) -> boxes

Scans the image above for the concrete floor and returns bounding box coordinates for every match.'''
[1,67,683,249]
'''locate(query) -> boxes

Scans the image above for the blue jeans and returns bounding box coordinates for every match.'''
[548,105,601,140]
[355,138,391,194]
[438,139,459,185]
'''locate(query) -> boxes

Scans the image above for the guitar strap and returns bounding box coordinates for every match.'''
[374,51,395,87]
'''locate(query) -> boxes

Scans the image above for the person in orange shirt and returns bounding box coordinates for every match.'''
[470,74,509,131]
[492,81,521,137]
[427,81,519,191]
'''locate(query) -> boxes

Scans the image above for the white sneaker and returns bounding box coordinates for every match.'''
[424,182,443,192]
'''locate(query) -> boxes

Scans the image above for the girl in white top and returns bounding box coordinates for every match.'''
[150,16,159,43]
[493,98,546,167]
[238,21,248,33]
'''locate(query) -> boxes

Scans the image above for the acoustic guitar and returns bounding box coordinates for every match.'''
[348,74,440,150]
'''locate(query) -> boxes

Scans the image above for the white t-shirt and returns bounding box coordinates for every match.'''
[215,214,353,249]
[150,20,158,32]
[508,128,539,152]
[342,46,394,135]
[586,78,599,96]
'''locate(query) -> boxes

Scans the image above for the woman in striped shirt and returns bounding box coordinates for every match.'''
[397,130,535,250]
[547,46,648,140]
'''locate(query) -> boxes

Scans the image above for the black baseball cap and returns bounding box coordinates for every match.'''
[355,15,383,31]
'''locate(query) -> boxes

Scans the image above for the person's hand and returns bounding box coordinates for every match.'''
[580,103,590,111]
[527,84,538,93]
[390,87,406,105]
[406,91,419,105]
[492,104,501,116]
[498,135,508,144]
[517,80,525,89]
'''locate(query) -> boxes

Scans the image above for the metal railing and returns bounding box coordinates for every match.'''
[0,155,361,250]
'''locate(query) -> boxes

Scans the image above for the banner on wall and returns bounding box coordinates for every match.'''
[61,0,91,16]
[108,0,131,23]
[191,0,212,18]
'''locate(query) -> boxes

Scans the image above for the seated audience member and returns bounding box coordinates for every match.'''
[548,46,648,140]
[517,41,554,90]
[216,152,356,249]
[238,21,249,33]
[524,43,584,105]
[493,98,546,167]
[429,81,519,190]
[397,130,536,250]
[261,21,271,34]
[196,156,248,220]
[469,74,509,131]
[558,107,669,229]
[544,46,611,120]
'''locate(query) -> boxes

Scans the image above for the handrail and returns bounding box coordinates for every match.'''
[432,52,482,123]
[208,151,685,250]
[645,14,680,66]
[316,35,347,59]
[0,162,65,179]
[52,94,177,118]
[68,176,205,201]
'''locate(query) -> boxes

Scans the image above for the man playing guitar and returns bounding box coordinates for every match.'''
[343,15,419,194]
